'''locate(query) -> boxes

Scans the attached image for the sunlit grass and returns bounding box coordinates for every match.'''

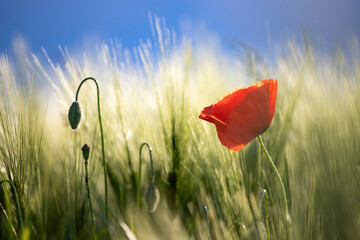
[0,16,360,239]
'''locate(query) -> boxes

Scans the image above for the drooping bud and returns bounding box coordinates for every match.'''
[81,144,91,161]
[145,185,160,212]
[68,101,82,130]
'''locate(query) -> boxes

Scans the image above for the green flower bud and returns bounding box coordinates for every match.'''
[82,144,91,161]
[68,101,82,130]
[145,185,160,212]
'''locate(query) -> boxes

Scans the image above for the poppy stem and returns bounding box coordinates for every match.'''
[84,159,95,240]
[0,179,24,232]
[257,135,291,239]
[137,142,154,208]
[75,77,109,239]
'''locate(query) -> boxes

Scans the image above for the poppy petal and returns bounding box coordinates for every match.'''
[211,87,249,123]
[215,122,248,151]
[224,80,277,151]
[212,80,273,123]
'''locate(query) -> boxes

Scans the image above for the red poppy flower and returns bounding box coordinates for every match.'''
[199,79,277,151]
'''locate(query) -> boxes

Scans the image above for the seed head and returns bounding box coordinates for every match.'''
[68,101,82,130]
[145,185,160,212]
[82,144,91,161]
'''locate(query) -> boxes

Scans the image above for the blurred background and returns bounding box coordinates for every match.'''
[1,0,359,61]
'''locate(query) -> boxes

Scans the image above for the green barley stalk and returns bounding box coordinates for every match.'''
[0,179,23,232]
[259,189,270,240]
[68,77,109,239]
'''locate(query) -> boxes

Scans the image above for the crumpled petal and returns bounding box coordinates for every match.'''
[199,105,215,123]
[199,104,226,125]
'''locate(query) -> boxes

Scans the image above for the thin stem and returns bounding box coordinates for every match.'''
[84,160,95,240]
[75,77,109,239]
[258,135,291,239]
[137,143,154,208]
[258,140,262,185]
[257,135,290,240]
[0,180,24,231]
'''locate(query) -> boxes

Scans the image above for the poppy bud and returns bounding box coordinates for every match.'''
[82,144,91,161]
[68,101,82,130]
[145,185,160,212]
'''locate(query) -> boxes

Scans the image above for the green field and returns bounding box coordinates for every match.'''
[0,18,359,240]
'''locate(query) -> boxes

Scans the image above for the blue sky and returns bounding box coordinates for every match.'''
[1,0,359,60]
